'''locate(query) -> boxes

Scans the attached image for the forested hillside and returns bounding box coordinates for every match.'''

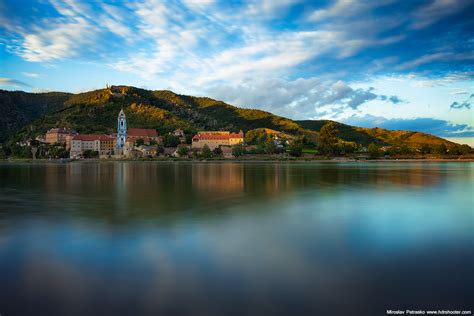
[1,86,457,150]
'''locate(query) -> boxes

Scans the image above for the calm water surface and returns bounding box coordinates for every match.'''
[0,161,473,315]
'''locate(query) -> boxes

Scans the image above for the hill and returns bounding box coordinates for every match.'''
[0,90,71,142]
[0,86,457,149]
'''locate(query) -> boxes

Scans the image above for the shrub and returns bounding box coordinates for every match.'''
[368,143,382,158]
[288,143,303,157]
[200,144,212,159]
[232,144,244,157]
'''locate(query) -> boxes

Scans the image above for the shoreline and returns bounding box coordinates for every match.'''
[2,157,474,163]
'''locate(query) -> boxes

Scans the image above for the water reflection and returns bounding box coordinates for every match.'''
[0,162,463,221]
[0,162,472,315]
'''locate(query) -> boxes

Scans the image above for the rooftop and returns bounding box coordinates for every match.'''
[72,134,115,141]
[127,128,158,137]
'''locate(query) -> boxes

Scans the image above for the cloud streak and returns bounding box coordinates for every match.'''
[0,77,32,88]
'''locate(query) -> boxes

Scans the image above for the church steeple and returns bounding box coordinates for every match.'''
[117,109,127,154]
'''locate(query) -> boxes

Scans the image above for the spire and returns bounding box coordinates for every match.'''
[118,108,125,118]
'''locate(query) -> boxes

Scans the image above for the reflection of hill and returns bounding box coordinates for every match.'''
[0,162,457,225]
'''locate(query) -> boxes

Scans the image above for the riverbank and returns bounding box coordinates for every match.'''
[2,156,474,163]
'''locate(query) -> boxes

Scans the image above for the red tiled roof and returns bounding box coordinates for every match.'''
[127,128,158,137]
[193,133,243,140]
[72,134,115,141]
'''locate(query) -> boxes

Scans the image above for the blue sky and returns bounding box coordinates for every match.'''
[0,0,473,144]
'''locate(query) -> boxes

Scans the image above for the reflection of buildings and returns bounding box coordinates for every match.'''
[192,163,244,194]
[34,162,451,223]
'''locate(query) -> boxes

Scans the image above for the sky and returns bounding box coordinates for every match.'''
[0,0,473,144]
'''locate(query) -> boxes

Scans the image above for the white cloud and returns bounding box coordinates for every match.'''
[0,77,31,88]
[22,72,40,78]
[397,52,474,70]
[20,17,96,62]
[411,0,471,29]
[205,77,400,120]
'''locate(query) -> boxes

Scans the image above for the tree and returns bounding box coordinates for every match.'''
[451,144,471,155]
[156,144,164,155]
[368,143,382,158]
[191,148,200,158]
[0,147,6,159]
[11,145,32,158]
[436,143,447,155]
[135,138,145,146]
[163,134,180,147]
[185,134,193,144]
[288,143,303,157]
[200,144,212,159]
[83,150,99,158]
[459,144,471,155]
[265,139,277,154]
[420,144,431,154]
[149,139,158,146]
[318,122,339,155]
[232,144,244,157]
[177,146,189,157]
[213,147,223,156]
[49,145,69,158]
[31,147,38,160]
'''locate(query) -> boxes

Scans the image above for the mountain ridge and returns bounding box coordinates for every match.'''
[0,86,459,149]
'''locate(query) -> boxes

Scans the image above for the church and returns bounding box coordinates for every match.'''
[115,109,160,157]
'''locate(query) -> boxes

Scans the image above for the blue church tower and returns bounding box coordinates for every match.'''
[117,109,127,154]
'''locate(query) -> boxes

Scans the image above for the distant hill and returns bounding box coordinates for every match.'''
[0,86,457,149]
[297,120,456,147]
[0,90,71,141]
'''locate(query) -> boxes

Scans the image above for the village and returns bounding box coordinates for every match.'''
[39,109,247,159]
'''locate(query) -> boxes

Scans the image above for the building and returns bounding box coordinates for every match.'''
[171,129,186,143]
[116,109,127,155]
[221,146,234,158]
[45,128,77,145]
[127,128,160,145]
[192,131,244,150]
[70,134,115,158]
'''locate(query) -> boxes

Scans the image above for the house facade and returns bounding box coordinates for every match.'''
[70,135,116,158]
[127,128,160,145]
[45,128,77,145]
[192,131,244,150]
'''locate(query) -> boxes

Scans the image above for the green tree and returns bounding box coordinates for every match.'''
[135,138,145,146]
[368,143,382,158]
[191,148,200,158]
[265,139,277,154]
[232,144,244,157]
[288,143,303,157]
[0,147,6,159]
[318,122,339,155]
[156,144,164,155]
[177,146,189,157]
[49,145,69,158]
[149,139,158,146]
[420,144,431,154]
[163,134,180,147]
[436,143,447,155]
[213,147,223,157]
[83,150,99,158]
[200,144,212,159]
[459,144,471,155]
[185,134,193,144]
